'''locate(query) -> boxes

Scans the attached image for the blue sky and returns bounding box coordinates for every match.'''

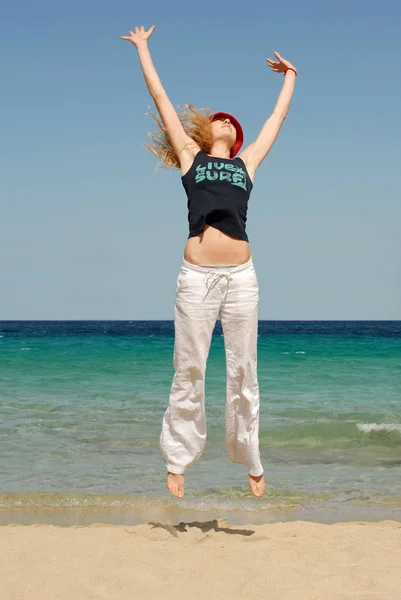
[1,0,400,319]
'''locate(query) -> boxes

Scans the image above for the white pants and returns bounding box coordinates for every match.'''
[160,256,264,477]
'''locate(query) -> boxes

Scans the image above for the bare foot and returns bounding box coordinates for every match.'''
[167,472,184,498]
[248,473,266,497]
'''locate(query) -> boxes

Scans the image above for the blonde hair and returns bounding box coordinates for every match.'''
[142,103,214,170]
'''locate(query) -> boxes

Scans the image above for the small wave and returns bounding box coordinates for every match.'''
[357,423,401,433]
[295,351,306,354]
[21,348,32,351]
[0,490,318,512]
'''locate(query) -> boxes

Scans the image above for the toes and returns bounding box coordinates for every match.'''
[253,485,262,497]
[169,482,179,497]
[177,477,184,498]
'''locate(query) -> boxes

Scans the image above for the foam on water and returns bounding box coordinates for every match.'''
[357,423,401,433]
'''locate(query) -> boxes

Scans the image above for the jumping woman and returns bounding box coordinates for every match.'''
[121,25,297,499]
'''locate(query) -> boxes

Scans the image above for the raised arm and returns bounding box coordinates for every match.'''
[240,52,297,174]
[121,25,197,162]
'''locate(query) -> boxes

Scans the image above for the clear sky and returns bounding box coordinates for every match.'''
[1,0,400,320]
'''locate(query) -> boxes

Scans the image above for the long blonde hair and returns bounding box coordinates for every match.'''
[142,103,214,170]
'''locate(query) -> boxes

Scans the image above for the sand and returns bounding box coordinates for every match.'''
[1,518,401,599]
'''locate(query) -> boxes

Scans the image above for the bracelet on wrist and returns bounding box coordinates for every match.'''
[284,67,297,76]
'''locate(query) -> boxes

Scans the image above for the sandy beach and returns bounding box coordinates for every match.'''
[1,518,401,600]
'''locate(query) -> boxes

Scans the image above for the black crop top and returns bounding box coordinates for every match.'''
[181,150,253,242]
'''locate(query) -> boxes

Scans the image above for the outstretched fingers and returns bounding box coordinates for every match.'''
[120,24,156,43]
[266,57,280,71]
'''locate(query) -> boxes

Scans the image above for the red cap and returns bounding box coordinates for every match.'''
[210,112,244,158]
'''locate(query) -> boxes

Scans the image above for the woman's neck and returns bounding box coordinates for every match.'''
[209,143,232,159]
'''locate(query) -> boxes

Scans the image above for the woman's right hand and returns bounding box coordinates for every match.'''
[120,25,156,47]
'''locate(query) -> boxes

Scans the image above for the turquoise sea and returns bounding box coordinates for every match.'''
[0,321,400,526]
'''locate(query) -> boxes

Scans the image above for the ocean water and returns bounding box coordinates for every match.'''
[0,320,400,525]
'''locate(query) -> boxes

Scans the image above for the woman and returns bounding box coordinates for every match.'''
[121,25,297,499]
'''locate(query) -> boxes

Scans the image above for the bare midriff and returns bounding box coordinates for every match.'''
[183,225,251,265]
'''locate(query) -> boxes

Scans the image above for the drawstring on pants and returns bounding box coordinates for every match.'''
[203,270,232,302]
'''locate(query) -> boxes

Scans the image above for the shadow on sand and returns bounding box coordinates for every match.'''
[148,518,255,538]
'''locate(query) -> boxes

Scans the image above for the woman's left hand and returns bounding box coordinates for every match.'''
[266,52,296,75]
